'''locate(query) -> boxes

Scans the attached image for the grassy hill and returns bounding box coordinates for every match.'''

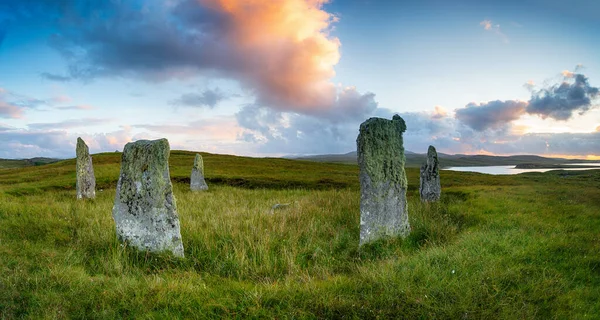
[0,157,61,169]
[1,151,599,318]
[294,151,600,168]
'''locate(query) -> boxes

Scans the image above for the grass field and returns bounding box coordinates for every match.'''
[1,151,599,318]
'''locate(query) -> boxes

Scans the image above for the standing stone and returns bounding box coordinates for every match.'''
[357,114,410,246]
[76,137,96,199]
[112,139,184,257]
[190,154,208,191]
[420,145,441,202]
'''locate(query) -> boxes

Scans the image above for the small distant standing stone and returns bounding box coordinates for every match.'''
[420,145,441,202]
[76,137,96,199]
[357,114,410,246]
[190,154,208,191]
[112,139,184,257]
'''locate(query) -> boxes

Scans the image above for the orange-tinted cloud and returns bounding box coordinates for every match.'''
[199,0,343,113]
[431,105,448,119]
[479,19,508,43]
[46,0,375,117]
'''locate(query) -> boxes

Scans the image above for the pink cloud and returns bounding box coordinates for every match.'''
[480,19,508,43]
[197,0,355,114]
[0,89,24,118]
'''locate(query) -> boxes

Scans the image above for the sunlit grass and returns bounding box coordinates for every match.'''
[0,152,599,318]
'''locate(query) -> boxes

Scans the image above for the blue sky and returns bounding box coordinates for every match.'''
[0,0,599,159]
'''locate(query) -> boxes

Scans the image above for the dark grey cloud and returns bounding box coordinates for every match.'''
[453,70,599,131]
[455,100,527,131]
[171,88,228,109]
[527,73,599,120]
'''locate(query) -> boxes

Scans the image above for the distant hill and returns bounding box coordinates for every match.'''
[0,157,62,169]
[291,151,600,168]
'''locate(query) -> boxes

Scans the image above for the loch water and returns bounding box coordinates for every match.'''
[442,163,600,175]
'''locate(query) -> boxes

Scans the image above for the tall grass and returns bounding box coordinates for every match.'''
[0,152,599,318]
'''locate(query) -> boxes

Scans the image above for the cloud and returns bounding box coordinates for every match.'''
[0,101,23,119]
[455,100,528,131]
[431,105,448,119]
[480,20,493,30]
[480,19,508,43]
[0,89,23,118]
[52,95,71,103]
[527,73,599,120]
[523,80,535,91]
[0,126,133,158]
[0,88,94,114]
[54,105,94,111]
[134,117,243,141]
[236,104,363,155]
[27,118,111,130]
[16,0,375,119]
[482,131,600,157]
[455,68,599,131]
[234,103,600,158]
[171,88,229,109]
[40,72,72,82]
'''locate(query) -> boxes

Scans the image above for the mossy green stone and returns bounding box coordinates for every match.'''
[193,154,204,175]
[112,139,184,257]
[357,115,407,189]
[190,153,208,191]
[357,115,409,245]
[75,137,95,199]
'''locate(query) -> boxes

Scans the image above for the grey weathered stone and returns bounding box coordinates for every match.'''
[190,154,208,191]
[112,139,184,257]
[76,137,95,199]
[420,145,441,202]
[357,114,410,246]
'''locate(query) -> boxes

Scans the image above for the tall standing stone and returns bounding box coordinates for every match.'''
[76,137,96,199]
[190,154,208,191]
[357,114,410,246]
[112,139,184,257]
[420,145,441,202]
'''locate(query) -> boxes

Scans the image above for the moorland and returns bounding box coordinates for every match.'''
[0,151,599,318]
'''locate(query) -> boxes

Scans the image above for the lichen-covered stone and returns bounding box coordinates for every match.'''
[420,145,441,202]
[112,139,184,257]
[76,137,95,199]
[190,154,208,191]
[357,114,410,245]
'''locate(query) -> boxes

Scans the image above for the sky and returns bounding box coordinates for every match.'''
[0,0,599,159]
